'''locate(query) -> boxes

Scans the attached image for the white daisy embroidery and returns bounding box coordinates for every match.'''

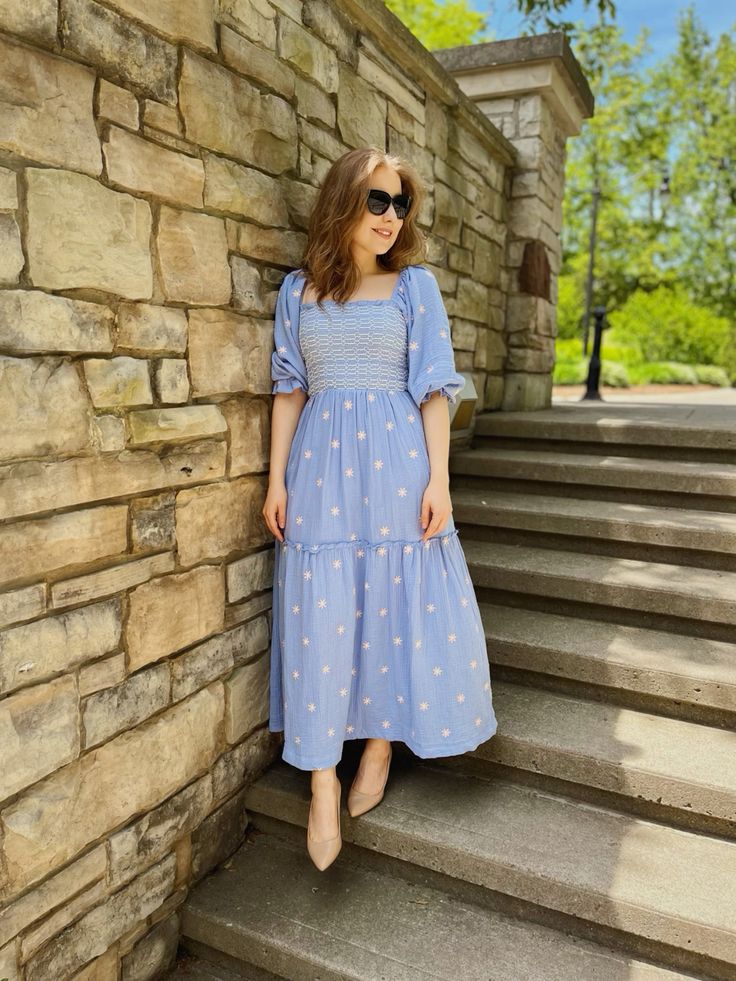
[331,439,340,449]
[291,670,300,679]
[322,664,330,674]
[393,575,402,584]
[304,449,312,459]
[407,413,416,423]
[393,635,402,646]
[377,546,387,556]
[339,687,348,697]
[398,487,407,497]
[332,558,342,570]
[381,720,391,729]
[374,459,383,470]
[385,420,394,431]
[397,694,405,703]
[302,636,310,646]
[277,345,287,354]
[364,496,369,505]
[294,735,301,743]
[461,597,469,607]
[409,340,419,351]
[403,544,413,554]
[356,609,363,618]
[316,477,323,487]
[351,667,357,676]
[357,430,367,440]
[474,717,482,726]
[367,392,376,402]
[415,639,422,649]
[330,505,340,516]
[470,659,478,669]
[432,665,443,676]
[307,702,316,712]
[409,449,419,458]
[322,410,330,420]
[346,724,355,733]
[344,399,353,410]
[357,548,365,558]
[303,570,312,580]
[344,468,354,477]
[426,603,436,613]
[296,515,304,525]
[448,633,457,643]
[380,664,389,674]
[362,695,372,705]
[441,727,451,738]
[419,701,429,711]
[337,624,346,635]
[362,640,371,649]
[379,607,388,617]
[318,598,327,608]
[419,303,426,313]
[292,604,300,614]
[380,525,390,536]
[456,693,465,703]
[292,288,301,297]
[328,727,335,736]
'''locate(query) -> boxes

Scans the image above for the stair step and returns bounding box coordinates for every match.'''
[475,680,736,825]
[180,826,704,981]
[463,541,736,625]
[480,604,736,719]
[474,405,736,454]
[452,489,736,552]
[243,761,736,972]
[450,448,736,497]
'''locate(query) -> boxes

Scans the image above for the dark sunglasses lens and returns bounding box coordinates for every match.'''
[366,190,411,218]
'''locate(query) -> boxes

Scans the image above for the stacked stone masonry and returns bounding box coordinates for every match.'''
[0,1,581,978]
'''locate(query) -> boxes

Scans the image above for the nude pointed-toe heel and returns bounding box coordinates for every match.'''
[307,775,342,871]
[347,744,392,818]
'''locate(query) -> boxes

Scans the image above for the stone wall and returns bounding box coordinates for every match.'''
[0,2,583,978]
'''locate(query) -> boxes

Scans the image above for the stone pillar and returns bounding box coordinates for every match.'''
[435,33,594,411]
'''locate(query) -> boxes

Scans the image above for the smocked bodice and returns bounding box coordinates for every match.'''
[298,299,408,397]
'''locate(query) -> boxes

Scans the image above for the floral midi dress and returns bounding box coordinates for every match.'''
[268,262,498,770]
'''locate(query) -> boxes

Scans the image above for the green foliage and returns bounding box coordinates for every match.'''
[556,273,586,339]
[628,362,699,384]
[601,360,630,387]
[554,360,587,385]
[384,0,490,48]
[607,287,733,366]
[693,365,731,387]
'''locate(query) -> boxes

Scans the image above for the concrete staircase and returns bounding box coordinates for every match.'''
[173,405,736,981]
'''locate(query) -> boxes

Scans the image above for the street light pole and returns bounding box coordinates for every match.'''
[582,181,601,357]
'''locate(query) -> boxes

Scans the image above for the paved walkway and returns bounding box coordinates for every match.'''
[553,385,736,406]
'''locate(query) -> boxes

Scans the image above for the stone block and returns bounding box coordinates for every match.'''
[0,600,120,697]
[0,0,57,44]
[190,788,248,882]
[0,686,222,897]
[79,653,126,697]
[142,99,182,135]
[155,359,189,404]
[175,476,268,567]
[51,551,175,609]
[126,566,226,670]
[225,652,270,742]
[220,25,295,100]
[0,585,45,630]
[61,0,178,104]
[225,592,272,630]
[211,725,278,803]
[0,504,128,588]
[26,168,152,298]
[221,397,270,475]
[0,214,23,285]
[188,308,273,397]
[121,913,179,981]
[128,406,227,446]
[231,258,267,315]
[202,152,289,226]
[0,34,100,175]
[226,547,274,603]
[171,621,263,700]
[157,206,230,305]
[103,126,205,208]
[1,676,80,802]
[92,414,126,452]
[0,167,18,210]
[0,290,114,354]
[97,78,139,129]
[101,0,216,50]
[116,303,187,355]
[84,357,153,408]
[0,356,90,464]
[83,663,170,748]
[337,66,386,149]
[226,220,306,266]
[179,49,297,174]
[501,371,552,412]
[217,0,276,48]
[130,492,176,553]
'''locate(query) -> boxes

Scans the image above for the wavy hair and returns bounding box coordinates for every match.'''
[300,146,427,309]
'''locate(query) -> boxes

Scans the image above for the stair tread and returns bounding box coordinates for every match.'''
[453,487,736,535]
[483,680,736,818]
[181,826,701,981]
[243,762,736,966]
[454,446,736,478]
[474,405,736,451]
[480,603,736,713]
[463,540,736,622]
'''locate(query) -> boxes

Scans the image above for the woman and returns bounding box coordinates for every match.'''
[263,146,497,871]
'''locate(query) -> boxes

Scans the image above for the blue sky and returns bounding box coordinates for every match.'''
[474,0,734,65]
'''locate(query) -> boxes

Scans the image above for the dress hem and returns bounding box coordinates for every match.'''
[268,717,498,771]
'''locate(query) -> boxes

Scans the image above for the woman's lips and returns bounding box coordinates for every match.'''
[373,228,392,238]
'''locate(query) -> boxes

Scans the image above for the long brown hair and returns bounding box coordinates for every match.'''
[300,146,427,309]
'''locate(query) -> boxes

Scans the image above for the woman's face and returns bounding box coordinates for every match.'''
[351,164,405,262]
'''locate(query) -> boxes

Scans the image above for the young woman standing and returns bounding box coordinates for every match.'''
[263,147,497,870]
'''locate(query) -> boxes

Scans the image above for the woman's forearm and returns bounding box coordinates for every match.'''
[269,390,308,485]
[420,391,450,482]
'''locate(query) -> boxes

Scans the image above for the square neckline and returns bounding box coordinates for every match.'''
[297,266,407,309]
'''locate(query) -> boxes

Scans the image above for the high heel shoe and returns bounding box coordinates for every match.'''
[307,774,342,871]
[347,744,392,818]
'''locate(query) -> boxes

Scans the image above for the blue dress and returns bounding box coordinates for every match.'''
[268,263,498,770]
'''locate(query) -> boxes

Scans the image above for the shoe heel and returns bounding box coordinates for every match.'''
[347,744,392,818]
[307,775,342,871]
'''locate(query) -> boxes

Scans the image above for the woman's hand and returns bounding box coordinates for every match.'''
[263,480,288,543]
[420,475,452,542]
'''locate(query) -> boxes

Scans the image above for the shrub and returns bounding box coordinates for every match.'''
[693,364,731,387]
[628,361,699,384]
[601,361,630,387]
[554,360,587,385]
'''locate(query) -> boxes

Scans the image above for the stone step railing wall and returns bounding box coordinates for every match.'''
[0,2,589,978]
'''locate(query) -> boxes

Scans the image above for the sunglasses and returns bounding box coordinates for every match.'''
[366,188,412,220]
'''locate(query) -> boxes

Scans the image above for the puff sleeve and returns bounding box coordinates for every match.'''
[271,269,308,395]
[405,264,466,407]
